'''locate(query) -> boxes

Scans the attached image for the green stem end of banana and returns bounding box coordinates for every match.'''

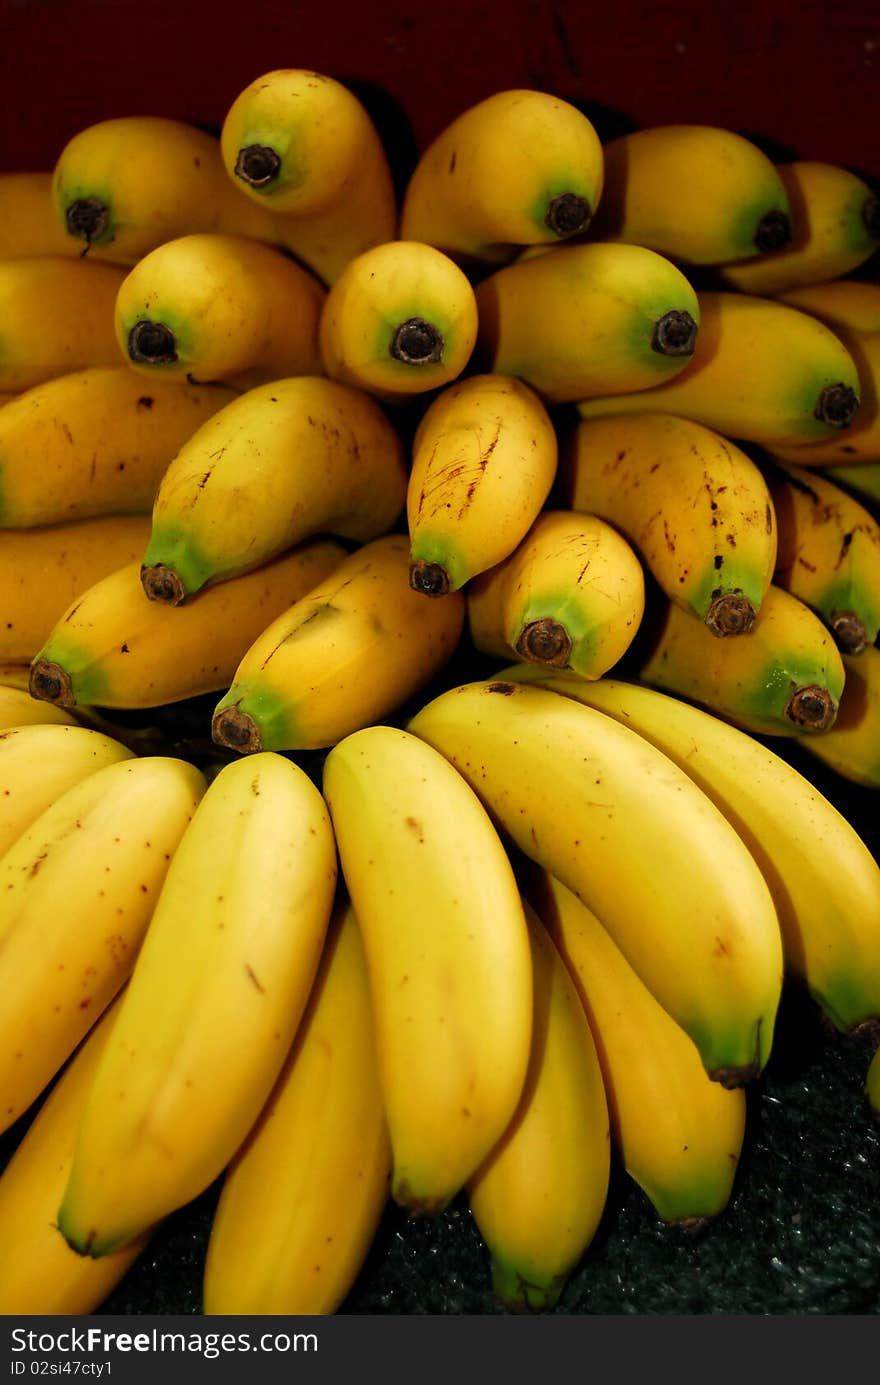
[28,658,75,708]
[705,593,757,637]
[140,563,187,606]
[409,558,452,598]
[212,705,263,755]
[514,617,573,667]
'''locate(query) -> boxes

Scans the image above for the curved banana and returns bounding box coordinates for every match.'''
[407,373,557,596]
[559,412,777,634]
[407,679,783,1084]
[57,751,337,1257]
[465,509,645,677]
[0,257,127,391]
[115,233,325,387]
[0,367,236,527]
[586,123,792,265]
[576,290,862,448]
[318,239,478,401]
[321,724,533,1215]
[719,161,880,295]
[0,682,76,727]
[866,1045,880,1117]
[777,279,880,336]
[0,171,80,258]
[220,68,397,286]
[822,462,880,511]
[141,376,406,604]
[468,900,610,1313]
[28,540,346,711]
[0,753,206,1133]
[473,242,700,404]
[759,330,880,466]
[523,865,746,1226]
[636,582,846,736]
[399,89,603,269]
[799,645,880,790]
[202,899,391,1315]
[212,533,465,754]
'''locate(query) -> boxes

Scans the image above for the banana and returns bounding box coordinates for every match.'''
[57,751,337,1257]
[115,233,326,387]
[406,373,557,597]
[52,115,279,262]
[0,682,76,726]
[799,645,880,790]
[576,290,862,448]
[407,679,783,1084]
[465,509,645,677]
[212,533,465,754]
[472,241,700,404]
[321,724,533,1215]
[559,412,777,634]
[769,461,880,652]
[822,462,880,511]
[719,161,880,295]
[0,514,151,660]
[0,171,81,258]
[510,674,880,1037]
[777,280,880,336]
[220,68,397,286]
[758,330,880,466]
[318,240,478,401]
[399,89,603,270]
[202,899,391,1315]
[467,899,610,1313]
[0,367,236,527]
[636,582,846,736]
[0,753,206,1134]
[0,998,152,1315]
[140,375,406,604]
[0,257,128,392]
[867,1045,880,1118]
[28,539,346,711]
[522,865,746,1226]
[586,123,792,265]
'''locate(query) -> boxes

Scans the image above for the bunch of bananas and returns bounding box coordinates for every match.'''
[0,69,878,1318]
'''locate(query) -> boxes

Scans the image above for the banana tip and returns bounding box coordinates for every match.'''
[515,617,572,666]
[709,1060,761,1090]
[705,594,756,637]
[141,563,187,606]
[212,705,263,755]
[28,658,75,708]
[409,559,452,598]
[784,684,837,732]
[829,611,867,655]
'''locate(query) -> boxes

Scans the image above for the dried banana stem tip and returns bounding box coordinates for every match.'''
[141,564,187,606]
[814,383,859,429]
[64,196,110,243]
[651,309,698,357]
[29,659,75,708]
[785,684,837,732]
[514,617,573,667]
[212,707,263,755]
[753,209,792,253]
[409,559,451,597]
[544,192,592,238]
[705,593,757,637]
[829,611,868,655]
[389,318,444,365]
[128,320,178,365]
[709,1060,761,1089]
[234,144,282,188]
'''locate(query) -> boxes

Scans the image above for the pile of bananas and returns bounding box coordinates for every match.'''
[0,71,878,1318]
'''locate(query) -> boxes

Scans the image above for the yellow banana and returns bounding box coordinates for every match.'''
[799,645,880,790]
[0,257,127,392]
[399,89,603,270]
[202,899,391,1315]
[28,540,346,711]
[321,724,533,1215]
[0,367,236,527]
[822,462,880,510]
[636,582,846,736]
[220,68,397,286]
[576,290,862,448]
[0,753,206,1133]
[586,123,792,265]
[758,330,880,466]
[115,233,325,387]
[212,533,465,754]
[0,681,76,726]
[777,279,880,336]
[0,998,152,1315]
[141,375,406,604]
[559,412,777,634]
[523,865,746,1226]
[719,161,880,295]
[407,679,783,1085]
[465,509,645,677]
[406,373,557,597]
[468,899,610,1314]
[318,239,478,401]
[0,171,80,258]
[866,1045,880,1117]
[473,242,700,404]
[57,751,337,1257]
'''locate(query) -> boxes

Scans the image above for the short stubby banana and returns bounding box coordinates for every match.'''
[322,725,533,1215]
[636,583,846,736]
[586,123,792,265]
[141,375,406,603]
[115,233,326,387]
[399,89,603,270]
[0,367,236,527]
[202,899,391,1315]
[576,291,862,448]
[777,280,880,337]
[28,540,346,711]
[0,753,206,1133]
[559,412,777,635]
[473,242,700,404]
[466,509,645,677]
[523,865,746,1226]
[407,679,783,1084]
[212,534,465,754]
[799,645,880,791]
[318,240,478,401]
[57,751,337,1257]
[0,257,127,392]
[759,331,880,466]
[0,171,81,258]
[0,682,77,728]
[468,900,610,1314]
[407,373,557,596]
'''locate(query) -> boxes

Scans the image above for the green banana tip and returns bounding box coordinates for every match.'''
[491,1260,567,1314]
